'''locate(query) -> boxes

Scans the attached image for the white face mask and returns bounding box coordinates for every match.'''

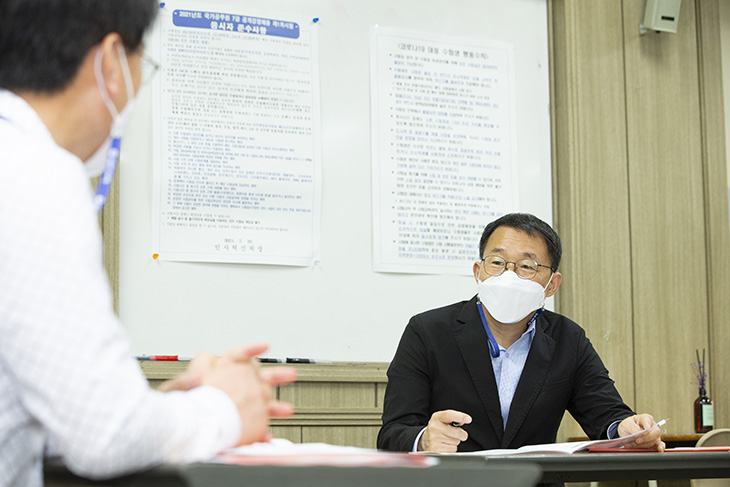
[477,270,553,324]
[84,45,136,179]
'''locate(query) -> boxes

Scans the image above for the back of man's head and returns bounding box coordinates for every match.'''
[478,213,562,271]
[0,0,157,94]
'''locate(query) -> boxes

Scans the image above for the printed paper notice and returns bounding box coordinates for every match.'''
[151,2,320,265]
[371,28,518,274]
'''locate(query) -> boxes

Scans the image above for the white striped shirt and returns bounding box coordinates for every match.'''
[0,90,241,487]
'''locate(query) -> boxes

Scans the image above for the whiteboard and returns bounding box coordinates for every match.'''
[119,0,552,362]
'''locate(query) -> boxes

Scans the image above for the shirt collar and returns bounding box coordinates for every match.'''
[495,313,538,355]
[0,89,57,145]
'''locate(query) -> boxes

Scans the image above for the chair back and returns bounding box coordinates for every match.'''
[690,429,730,487]
[696,428,730,448]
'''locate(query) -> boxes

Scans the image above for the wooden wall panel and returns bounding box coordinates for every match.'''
[550,0,635,441]
[623,0,709,432]
[302,426,380,449]
[96,173,120,314]
[278,382,377,409]
[695,0,730,432]
[552,0,728,439]
[376,383,386,409]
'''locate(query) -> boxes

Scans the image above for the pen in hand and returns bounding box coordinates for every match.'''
[632,418,668,446]
[633,418,667,438]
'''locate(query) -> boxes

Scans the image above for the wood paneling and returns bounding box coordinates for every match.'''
[550,0,635,440]
[269,363,386,447]
[623,0,708,431]
[551,0,729,439]
[695,0,730,432]
[302,426,380,449]
[278,382,376,409]
[98,173,120,315]
[376,383,386,409]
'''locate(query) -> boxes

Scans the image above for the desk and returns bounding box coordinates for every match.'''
[44,461,541,487]
[437,452,730,483]
[44,452,730,485]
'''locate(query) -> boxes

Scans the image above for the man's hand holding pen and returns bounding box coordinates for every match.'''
[418,409,472,452]
[617,414,667,452]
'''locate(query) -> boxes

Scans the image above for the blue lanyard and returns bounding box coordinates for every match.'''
[92,136,121,213]
[476,301,543,358]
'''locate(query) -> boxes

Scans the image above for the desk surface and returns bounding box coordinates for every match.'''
[44,461,541,487]
[44,451,730,486]
[438,451,730,483]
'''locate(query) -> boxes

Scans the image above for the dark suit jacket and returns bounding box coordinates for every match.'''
[377,296,634,452]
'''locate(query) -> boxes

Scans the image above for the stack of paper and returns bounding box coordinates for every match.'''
[424,427,659,456]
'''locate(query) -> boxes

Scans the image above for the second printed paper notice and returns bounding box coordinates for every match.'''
[371,28,518,275]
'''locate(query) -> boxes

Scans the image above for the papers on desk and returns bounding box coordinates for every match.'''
[214,439,439,467]
[423,440,601,456]
[422,427,660,456]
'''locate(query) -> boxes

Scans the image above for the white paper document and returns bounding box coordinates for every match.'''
[151,1,321,265]
[214,439,439,467]
[371,27,519,275]
[423,426,663,456]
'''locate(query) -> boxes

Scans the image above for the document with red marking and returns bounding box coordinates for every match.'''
[215,439,439,467]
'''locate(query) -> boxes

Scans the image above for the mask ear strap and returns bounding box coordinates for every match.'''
[94,47,120,120]
[543,272,555,293]
[116,44,134,106]
[94,44,135,133]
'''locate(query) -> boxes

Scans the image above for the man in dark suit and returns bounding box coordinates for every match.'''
[377,213,664,453]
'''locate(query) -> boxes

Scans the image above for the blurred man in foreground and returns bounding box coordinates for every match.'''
[0,2,295,486]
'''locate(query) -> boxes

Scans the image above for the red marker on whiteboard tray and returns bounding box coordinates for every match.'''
[137,355,192,362]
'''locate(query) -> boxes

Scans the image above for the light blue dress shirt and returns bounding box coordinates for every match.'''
[491,320,536,429]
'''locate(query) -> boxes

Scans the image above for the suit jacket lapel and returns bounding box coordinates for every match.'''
[452,296,504,443]
[501,314,556,447]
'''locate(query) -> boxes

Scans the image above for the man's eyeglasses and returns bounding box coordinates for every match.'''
[480,255,553,280]
[140,52,160,85]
